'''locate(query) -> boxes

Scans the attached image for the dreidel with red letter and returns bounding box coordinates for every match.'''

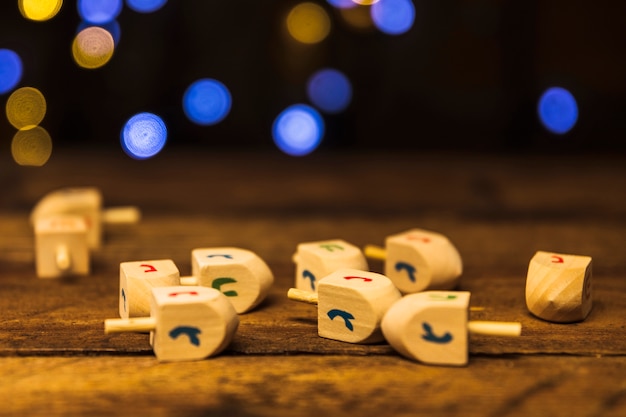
[119,259,181,318]
[364,228,463,294]
[179,247,274,314]
[292,239,369,292]
[526,251,593,323]
[34,215,89,278]
[30,186,140,250]
[288,268,402,344]
[105,286,239,362]
[382,291,521,366]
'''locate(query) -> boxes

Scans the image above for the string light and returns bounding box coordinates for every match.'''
[125,0,167,13]
[371,0,415,35]
[121,112,168,159]
[5,86,47,129]
[0,49,23,95]
[18,0,64,21]
[538,87,578,135]
[272,104,324,156]
[183,79,232,126]
[11,126,53,166]
[287,2,331,44]
[77,0,123,25]
[307,68,352,114]
[72,26,116,69]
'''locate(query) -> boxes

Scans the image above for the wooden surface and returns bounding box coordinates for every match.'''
[1,149,626,416]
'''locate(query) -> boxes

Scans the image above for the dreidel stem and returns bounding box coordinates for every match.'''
[467,320,522,337]
[102,206,141,224]
[287,288,318,305]
[104,317,157,334]
[56,244,71,272]
[364,244,387,261]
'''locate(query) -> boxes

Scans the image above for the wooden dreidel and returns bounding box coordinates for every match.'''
[526,251,593,323]
[179,247,274,314]
[364,228,463,294]
[292,239,368,292]
[34,215,89,278]
[30,186,141,250]
[119,259,180,318]
[382,291,521,366]
[105,286,239,362]
[288,268,402,344]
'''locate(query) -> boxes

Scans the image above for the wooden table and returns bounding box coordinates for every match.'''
[1,149,625,416]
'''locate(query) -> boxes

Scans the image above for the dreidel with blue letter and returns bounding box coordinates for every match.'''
[292,239,369,292]
[288,268,402,344]
[105,286,239,362]
[364,228,463,294]
[381,291,521,366]
[179,247,274,314]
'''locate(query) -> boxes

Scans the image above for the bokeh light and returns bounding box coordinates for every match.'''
[72,26,115,69]
[0,49,23,95]
[371,0,415,35]
[125,0,167,13]
[326,0,357,9]
[538,87,578,135]
[121,112,167,159]
[11,126,53,166]
[287,2,331,44]
[77,0,123,25]
[353,0,381,5]
[18,0,64,21]
[338,4,374,31]
[307,68,352,114]
[78,19,121,45]
[272,104,324,156]
[5,86,47,129]
[183,79,232,126]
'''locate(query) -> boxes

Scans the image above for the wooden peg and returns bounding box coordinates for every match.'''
[292,239,369,292]
[364,228,463,294]
[105,286,239,362]
[525,251,593,323]
[288,268,402,344]
[34,215,89,278]
[381,291,521,366]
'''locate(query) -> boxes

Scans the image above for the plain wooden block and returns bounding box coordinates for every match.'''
[119,259,180,318]
[182,247,274,314]
[526,251,593,323]
[382,291,471,366]
[34,215,89,278]
[316,268,402,344]
[292,239,368,292]
[105,286,239,362]
[383,228,463,293]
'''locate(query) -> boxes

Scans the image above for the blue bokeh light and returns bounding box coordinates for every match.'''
[538,87,578,135]
[183,79,232,126]
[272,104,324,157]
[77,0,123,25]
[121,112,168,159]
[307,68,352,114]
[371,0,415,35]
[0,49,23,95]
[77,20,122,45]
[326,0,357,9]
[126,0,167,13]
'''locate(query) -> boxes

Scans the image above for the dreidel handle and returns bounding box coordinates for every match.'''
[104,317,157,334]
[179,276,199,286]
[363,244,387,261]
[287,288,318,305]
[102,206,141,224]
[467,320,522,337]
[56,244,71,272]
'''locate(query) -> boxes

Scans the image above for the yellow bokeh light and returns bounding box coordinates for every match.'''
[72,26,115,69]
[18,0,63,22]
[339,4,375,31]
[352,0,380,5]
[287,2,331,44]
[5,86,47,129]
[11,125,53,167]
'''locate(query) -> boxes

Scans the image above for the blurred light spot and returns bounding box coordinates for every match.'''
[183,79,232,126]
[0,49,23,95]
[287,2,331,44]
[538,87,578,135]
[307,68,352,114]
[125,0,167,13]
[326,0,356,8]
[371,0,415,35]
[78,19,121,45]
[6,87,47,129]
[11,126,53,166]
[352,0,381,5]
[272,104,324,156]
[18,0,63,21]
[72,26,115,69]
[338,4,374,31]
[77,0,122,25]
[121,112,167,159]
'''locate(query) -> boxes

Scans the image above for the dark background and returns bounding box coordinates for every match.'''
[1,1,625,156]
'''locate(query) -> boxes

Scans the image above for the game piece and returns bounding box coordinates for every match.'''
[179,247,274,314]
[119,259,181,318]
[30,186,141,249]
[34,215,89,278]
[525,251,593,323]
[292,239,368,292]
[364,228,463,293]
[288,268,402,344]
[105,286,239,362]
[381,291,521,366]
